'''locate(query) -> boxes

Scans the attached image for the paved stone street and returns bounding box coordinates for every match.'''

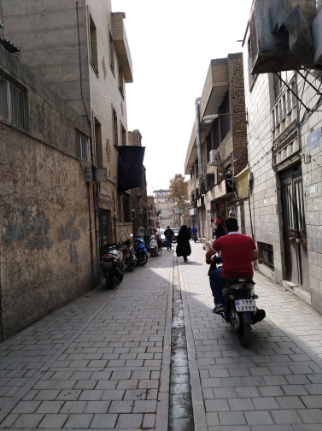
[1,242,322,430]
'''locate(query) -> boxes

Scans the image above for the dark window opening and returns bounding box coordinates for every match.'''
[121,124,126,145]
[109,32,115,74]
[89,15,98,73]
[76,131,89,161]
[94,118,103,167]
[220,91,230,141]
[258,242,274,270]
[0,78,25,129]
[113,109,118,146]
[123,196,130,223]
[119,68,124,99]
[213,118,220,149]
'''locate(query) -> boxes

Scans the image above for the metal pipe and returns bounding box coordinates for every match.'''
[195,97,203,179]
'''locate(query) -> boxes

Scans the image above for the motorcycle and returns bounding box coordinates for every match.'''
[134,227,148,266]
[209,255,266,347]
[147,234,159,257]
[119,230,138,272]
[192,232,198,243]
[100,243,124,289]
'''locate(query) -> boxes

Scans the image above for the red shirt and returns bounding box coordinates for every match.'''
[212,232,256,279]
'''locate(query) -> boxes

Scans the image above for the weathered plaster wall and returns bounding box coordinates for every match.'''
[0,45,96,339]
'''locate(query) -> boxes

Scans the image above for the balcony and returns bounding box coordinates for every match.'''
[111,13,133,83]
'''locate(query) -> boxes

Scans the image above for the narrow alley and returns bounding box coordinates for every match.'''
[1,243,322,430]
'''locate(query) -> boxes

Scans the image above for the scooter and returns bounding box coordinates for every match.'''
[147,234,159,257]
[209,255,266,347]
[100,244,124,289]
[134,227,148,266]
[119,231,138,271]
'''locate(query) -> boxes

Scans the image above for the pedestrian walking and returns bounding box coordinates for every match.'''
[164,225,174,250]
[176,225,191,262]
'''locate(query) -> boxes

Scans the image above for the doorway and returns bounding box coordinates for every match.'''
[280,165,309,288]
[99,210,109,256]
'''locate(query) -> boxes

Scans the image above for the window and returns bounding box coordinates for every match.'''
[213,118,220,149]
[113,109,118,146]
[258,242,274,270]
[76,131,90,161]
[94,118,103,167]
[274,71,294,100]
[220,91,230,141]
[121,124,126,145]
[123,196,130,223]
[109,32,115,74]
[247,39,257,90]
[0,78,25,129]
[119,68,124,99]
[89,15,98,73]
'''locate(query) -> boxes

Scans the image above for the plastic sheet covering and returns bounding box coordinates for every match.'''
[283,5,314,64]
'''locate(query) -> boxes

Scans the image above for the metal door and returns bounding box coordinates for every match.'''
[281,166,308,288]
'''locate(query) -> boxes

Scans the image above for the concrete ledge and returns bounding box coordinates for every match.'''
[282,280,312,306]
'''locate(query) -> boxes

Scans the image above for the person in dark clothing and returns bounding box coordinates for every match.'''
[164,226,174,250]
[214,217,225,239]
[176,225,191,262]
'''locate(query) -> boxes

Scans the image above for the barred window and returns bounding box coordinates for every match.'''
[123,196,130,223]
[113,109,118,146]
[109,32,115,74]
[76,131,90,161]
[89,15,98,73]
[213,118,220,149]
[0,78,25,129]
[94,118,103,167]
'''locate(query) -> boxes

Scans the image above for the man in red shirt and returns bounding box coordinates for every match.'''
[205,218,258,314]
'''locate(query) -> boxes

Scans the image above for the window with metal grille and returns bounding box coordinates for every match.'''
[213,118,219,149]
[0,78,25,129]
[123,196,130,223]
[109,32,115,74]
[94,118,103,167]
[76,130,90,161]
[89,15,98,73]
[220,91,230,141]
[119,68,124,99]
[113,109,118,146]
[258,242,274,270]
[206,132,212,162]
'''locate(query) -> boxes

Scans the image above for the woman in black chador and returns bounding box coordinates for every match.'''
[176,225,191,262]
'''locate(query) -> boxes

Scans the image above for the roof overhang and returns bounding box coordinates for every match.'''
[111,13,133,83]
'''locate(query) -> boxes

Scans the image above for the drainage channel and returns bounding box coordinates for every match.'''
[169,258,194,431]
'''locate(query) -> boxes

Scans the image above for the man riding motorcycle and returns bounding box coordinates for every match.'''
[205,218,259,314]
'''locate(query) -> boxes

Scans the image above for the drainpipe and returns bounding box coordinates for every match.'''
[195,97,203,179]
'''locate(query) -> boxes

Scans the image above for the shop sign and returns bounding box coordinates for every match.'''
[307,128,322,150]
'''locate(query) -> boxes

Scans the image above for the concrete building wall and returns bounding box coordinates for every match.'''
[0,45,95,339]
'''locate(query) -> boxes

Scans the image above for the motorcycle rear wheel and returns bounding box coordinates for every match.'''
[105,271,113,290]
[238,321,251,347]
[139,252,148,266]
[127,261,134,272]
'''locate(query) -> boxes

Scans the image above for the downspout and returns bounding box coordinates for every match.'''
[195,97,203,179]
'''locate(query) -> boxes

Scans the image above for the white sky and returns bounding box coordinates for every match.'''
[112,0,254,195]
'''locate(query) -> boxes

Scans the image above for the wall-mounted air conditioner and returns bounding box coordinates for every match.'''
[205,173,215,190]
[249,0,317,74]
[209,150,219,166]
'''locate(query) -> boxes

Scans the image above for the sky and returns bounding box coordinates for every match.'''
[112,0,254,195]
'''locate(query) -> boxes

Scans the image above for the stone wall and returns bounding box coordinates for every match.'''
[0,45,96,340]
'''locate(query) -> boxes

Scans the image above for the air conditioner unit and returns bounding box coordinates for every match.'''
[199,181,206,195]
[209,149,219,166]
[217,168,225,183]
[205,173,215,190]
[249,0,317,75]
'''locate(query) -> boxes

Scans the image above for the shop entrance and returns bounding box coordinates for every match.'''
[280,165,309,288]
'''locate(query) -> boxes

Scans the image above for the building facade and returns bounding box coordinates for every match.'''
[1,0,134,260]
[153,189,174,228]
[184,54,247,241]
[239,0,322,313]
[0,44,96,339]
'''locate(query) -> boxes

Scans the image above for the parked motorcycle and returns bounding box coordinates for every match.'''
[209,255,266,347]
[119,230,138,271]
[147,234,159,257]
[134,227,148,266]
[100,244,124,289]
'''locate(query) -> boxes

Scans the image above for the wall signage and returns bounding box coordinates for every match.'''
[307,128,322,150]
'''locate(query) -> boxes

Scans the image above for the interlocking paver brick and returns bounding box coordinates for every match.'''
[64,413,93,428]
[90,413,118,429]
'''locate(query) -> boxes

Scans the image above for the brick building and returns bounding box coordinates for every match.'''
[184,54,247,240]
[1,0,134,258]
[0,44,95,339]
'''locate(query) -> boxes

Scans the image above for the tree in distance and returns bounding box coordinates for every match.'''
[168,173,189,213]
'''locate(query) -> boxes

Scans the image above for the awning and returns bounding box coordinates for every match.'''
[235,165,249,199]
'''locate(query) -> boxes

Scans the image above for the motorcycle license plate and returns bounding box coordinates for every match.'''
[234,299,256,312]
